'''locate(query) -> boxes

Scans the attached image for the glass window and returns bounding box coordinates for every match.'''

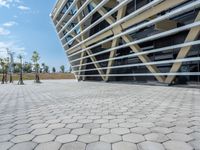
[65,35,74,46]
[87,4,94,12]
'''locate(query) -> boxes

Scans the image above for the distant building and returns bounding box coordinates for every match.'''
[50,0,200,85]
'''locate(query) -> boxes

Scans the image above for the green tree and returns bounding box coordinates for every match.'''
[24,62,32,73]
[60,65,65,73]
[13,63,20,73]
[45,65,49,73]
[32,51,41,83]
[52,67,56,73]
[0,58,9,84]
[17,55,24,85]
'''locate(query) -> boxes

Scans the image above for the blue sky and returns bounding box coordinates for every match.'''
[0,0,70,71]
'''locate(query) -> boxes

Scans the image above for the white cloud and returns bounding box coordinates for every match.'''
[0,0,20,8]
[0,41,26,58]
[18,5,30,11]
[0,0,12,8]
[3,21,17,27]
[0,0,27,9]
[0,27,10,35]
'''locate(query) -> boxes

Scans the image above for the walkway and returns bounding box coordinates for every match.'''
[0,80,199,150]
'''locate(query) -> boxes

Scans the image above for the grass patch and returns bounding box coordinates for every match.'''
[0,73,75,81]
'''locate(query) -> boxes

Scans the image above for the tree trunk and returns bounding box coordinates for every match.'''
[18,63,24,85]
[35,69,41,83]
[1,67,5,84]
[10,73,13,83]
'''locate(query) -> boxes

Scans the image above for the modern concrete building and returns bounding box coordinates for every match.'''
[50,0,200,85]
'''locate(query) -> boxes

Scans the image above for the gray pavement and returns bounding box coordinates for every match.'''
[0,80,200,150]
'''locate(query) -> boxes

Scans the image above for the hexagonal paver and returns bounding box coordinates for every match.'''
[110,119,125,124]
[51,128,70,136]
[171,127,193,134]
[175,121,192,127]
[189,140,200,150]
[33,134,55,143]
[167,133,193,142]
[84,123,101,129]
[0,79,200,150]
[119,122,136,128]
[35,142,61,150]
[13,124,31,130]
[103,115,116,120]
[86,142,111,150]
[145,133,169,143]
[66,123,83,129]
[0,123,14,129]
[0,142,14,150]
[46,119,60,124]
[0,128,14,135]
[32,128,52,135]
[11,134,35,143]
[12,128,33,135]
[10,142,37,150]
[78,134,99,143]
[127,118,141,123]
[100,134,122,143]
[0,134,14,142]
[88,116,101,120]
[130,127,150,135]
[137,122,155,128]
[163,141,193,150]
[78,119,93,124]
[102,123,118,129]
[62,119,77,124]
[111,128,130,135]
[91,128,109,135]
[112,142,137,150]
[94,119,108,124]
[190,132,200,140]
[123,133,145,143]
[190,126,200,133]
[31,123,48,129]
[138,141,165,150]
[61,142,86,150]
[71,128,90,135]
[151,127,172,134]
[48,123,65,129]
[155,122,175,128]
[56,134,77,143]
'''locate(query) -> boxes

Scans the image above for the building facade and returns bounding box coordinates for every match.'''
[50,0,200,85]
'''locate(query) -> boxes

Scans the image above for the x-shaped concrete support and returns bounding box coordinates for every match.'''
[76,1,106,81]
[91,0,165,82]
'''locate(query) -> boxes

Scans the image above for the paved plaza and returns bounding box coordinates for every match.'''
[0,80,200,150]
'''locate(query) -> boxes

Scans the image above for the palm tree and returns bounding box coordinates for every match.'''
[32,51,41,83]
[60,65,65,73]
[17,55,24,85]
